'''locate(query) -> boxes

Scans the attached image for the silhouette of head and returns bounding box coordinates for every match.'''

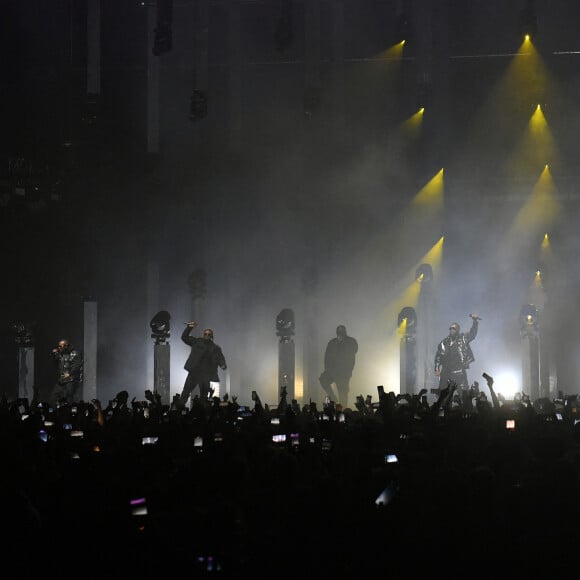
[57,339,71,353]
[115,390,129,404]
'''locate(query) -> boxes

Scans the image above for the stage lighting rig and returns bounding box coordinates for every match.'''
[276,308,295,340]
[519,304,539,334]
[10,322,36,347]
[415,263,433,283]
[398,307,417,335]
[150,310,171,344]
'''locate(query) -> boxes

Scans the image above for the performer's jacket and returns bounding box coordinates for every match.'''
[181,326,226,382]
[434,319,478,372]
[324,336,358,379]
[52,348,84,385]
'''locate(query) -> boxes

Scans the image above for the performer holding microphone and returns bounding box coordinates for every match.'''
[434,313,480,406]
[50,339,83,406]
[178,321,227,407]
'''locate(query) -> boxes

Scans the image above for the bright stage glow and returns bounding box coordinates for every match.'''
[294,373,304,400]
[210,381,221,398]
[360,334,402,396]
[490,369,521,399]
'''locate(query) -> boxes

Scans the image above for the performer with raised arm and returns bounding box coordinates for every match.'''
[178,322,227,407]
[434,314,480,407]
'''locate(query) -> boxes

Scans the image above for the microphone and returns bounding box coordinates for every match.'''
[470,314,482,320]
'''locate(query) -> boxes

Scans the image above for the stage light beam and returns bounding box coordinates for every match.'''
[382,236,444,329]
[508,166,561,243]
[412,168,444,210]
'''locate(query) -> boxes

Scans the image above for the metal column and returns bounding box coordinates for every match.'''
[17,347,35,402]
[83,300,98,402]
[154,342,171,405]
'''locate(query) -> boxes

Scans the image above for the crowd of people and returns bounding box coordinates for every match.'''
[3,372,580,579]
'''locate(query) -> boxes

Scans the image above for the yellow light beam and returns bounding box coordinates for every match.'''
[376,40,406,61]
[382,236,445,328]
[541,232,550,250]
[528,268,546,311]
[401,108,424,142]
[412,235,445,279]
[398,318,408,337]
[457,35,559,178]
[412,168,444,209]
[505,104,559,177]
[508,165,561,241]
[345,171,444,279]
[540,232,552,264]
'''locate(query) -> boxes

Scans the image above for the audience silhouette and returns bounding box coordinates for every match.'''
[2,373,579,579]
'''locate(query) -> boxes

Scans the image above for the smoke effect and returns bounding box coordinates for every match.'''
[88,138,580,408]
[4,1,580,406]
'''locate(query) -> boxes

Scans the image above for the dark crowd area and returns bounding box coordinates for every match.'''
[3,378,580,579]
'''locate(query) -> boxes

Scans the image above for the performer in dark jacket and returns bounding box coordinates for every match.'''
[179,322,227,406]
[319,325,358,407]
[50,339,83,406]
[434,314,480,394]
